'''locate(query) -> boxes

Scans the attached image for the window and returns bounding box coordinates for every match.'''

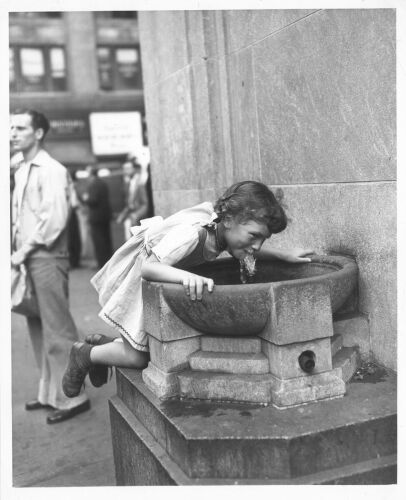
[97,47,113,90]
[20,48,46,91]
[95,12,137,19]
[49,47,66,91]
[9,12,62,19]
[9,46,67,92]
[97,46,142,91]
[9,48,16,92]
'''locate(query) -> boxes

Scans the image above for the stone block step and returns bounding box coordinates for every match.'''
[331,334,343,356]
[333,346,360,382]
[189,351,269,374]
[110,396,396,485]
[115,369,396,481]
[178,370,272,403]
[110,398,396,484]
[311,454,397,485]
[201,335,262,353]
[229,454,397,485]
[109,396,183,485]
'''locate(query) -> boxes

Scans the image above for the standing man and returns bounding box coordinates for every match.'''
[82,165,113,269]
[10,109,90,424]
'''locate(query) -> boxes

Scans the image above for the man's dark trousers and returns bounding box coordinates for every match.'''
[90,222,112,269]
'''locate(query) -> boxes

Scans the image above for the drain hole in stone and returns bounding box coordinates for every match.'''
[298,350,316,373]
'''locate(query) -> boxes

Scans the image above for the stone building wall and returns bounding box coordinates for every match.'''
[138,9,396,370]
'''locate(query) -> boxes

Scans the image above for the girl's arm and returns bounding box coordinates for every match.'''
[141,255,214,301]
[256,246,314,263]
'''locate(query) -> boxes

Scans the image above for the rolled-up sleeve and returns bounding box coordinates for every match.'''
[24,166,70,250]
[150,224,199,266]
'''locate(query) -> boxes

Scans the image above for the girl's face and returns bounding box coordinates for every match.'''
[222,217,271,260]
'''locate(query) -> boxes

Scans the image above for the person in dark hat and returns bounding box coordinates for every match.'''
[117,157,149,240]
[81,165,113,269]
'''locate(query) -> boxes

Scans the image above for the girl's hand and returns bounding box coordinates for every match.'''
[141,260,214,300]
[283,247,314,263]
[182,274,214,301]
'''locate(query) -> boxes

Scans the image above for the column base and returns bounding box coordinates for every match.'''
[269,368,346,409]
[142,362,180,399]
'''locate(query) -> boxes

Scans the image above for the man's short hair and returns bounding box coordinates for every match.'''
[11,108,50,139]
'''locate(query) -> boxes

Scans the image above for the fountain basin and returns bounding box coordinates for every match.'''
[160,255,358,337]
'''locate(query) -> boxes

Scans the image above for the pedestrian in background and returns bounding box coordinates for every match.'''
[10,108,90,424]
[67,170,82,269]
[81,165,113,269]
[145,163,154,218]
[116,157,149,240]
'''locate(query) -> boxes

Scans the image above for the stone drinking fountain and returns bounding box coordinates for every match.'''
[109,254,397,484]
[142,254,358,408]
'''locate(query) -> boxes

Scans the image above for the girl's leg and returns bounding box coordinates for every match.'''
[63,337,149,398]
[90,337,149,369]
[85,334,116,387]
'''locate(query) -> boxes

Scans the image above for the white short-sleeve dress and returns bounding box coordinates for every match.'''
[90,202,221,351]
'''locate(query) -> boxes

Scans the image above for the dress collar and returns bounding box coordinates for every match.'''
[204,211,219,228]
[203,213,227,253]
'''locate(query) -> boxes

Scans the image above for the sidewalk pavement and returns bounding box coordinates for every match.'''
[12,265,119,487]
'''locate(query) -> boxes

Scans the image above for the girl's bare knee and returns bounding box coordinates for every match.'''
[121,337,149,369]
[129,349,149,369]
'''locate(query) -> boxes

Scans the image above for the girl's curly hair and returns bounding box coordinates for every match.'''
[214,181,287,234]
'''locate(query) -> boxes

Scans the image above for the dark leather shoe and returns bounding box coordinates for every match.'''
[46,400,90,424]
[62,342,93,398]
[85,334,115,388]
[25,400,51,411]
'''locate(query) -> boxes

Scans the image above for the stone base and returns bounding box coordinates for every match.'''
[333,346,360,382]
[143,344,358,406]
[331,334,343,355]
[178,371,272,403]
[189,351,269,374]
[142,362,179,399]
[110,368,397,485]
[201,335,262,353]
[269,369,346,409]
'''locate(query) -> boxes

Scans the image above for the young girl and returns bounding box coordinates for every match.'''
[62,180,313,397]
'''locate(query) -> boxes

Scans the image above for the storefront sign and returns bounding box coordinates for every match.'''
[89,111,143,155]
[50,118,88,137]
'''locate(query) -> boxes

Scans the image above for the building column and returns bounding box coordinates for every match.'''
[65,12,99,94]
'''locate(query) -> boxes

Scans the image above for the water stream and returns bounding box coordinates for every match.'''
[239,254,257,284]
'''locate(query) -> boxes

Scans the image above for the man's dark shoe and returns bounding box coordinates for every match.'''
[46,400,90,424]
[85,334,114,388]
[25,400,52,411]
[62,342,93,398]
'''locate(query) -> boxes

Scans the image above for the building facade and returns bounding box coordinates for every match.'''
[139,9,396,370]
[10,11,146,213]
